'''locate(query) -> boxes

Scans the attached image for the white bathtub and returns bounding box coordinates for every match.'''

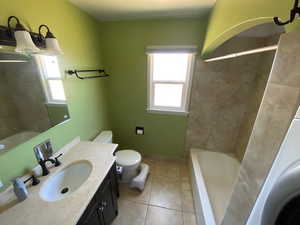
[0,131,39,153]
[190,149,240,225]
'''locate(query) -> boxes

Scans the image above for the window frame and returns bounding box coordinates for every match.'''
[146,46,196,115]
[35,55,66,105]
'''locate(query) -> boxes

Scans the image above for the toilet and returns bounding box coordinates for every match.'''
[115,150,141,183]
[94,130,142,183]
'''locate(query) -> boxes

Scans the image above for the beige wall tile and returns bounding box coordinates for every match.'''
[186,34,276,158]
[222,32,300,225]
[270,32,300,87]
[0,60,51,141]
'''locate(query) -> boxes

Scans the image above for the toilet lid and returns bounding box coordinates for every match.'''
[116,150,141,166]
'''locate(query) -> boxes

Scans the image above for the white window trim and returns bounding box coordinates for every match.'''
[35,55,66,105]
[146,46,197,115]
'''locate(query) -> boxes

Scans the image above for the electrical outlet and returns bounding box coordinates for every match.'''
[136,126,144,135]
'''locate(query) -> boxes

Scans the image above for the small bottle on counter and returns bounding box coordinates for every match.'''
[12,178,28,201]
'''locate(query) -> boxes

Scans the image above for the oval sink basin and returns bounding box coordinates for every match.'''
[39,160,93,202]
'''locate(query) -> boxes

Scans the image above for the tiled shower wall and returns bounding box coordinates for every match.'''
[222,32,300,225]
[5,61,51,132]
[0,60,50,139]
[0,71,23,139]
[186,35,276,160]
[234,51,275,160]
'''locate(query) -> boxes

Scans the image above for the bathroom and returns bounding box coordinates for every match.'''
[1,0,300,225]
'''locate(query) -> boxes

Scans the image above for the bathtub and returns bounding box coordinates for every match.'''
[190,149,240,225]
[0,131,39,153]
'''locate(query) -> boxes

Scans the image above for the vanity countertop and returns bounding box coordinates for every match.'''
[0,141,118,225]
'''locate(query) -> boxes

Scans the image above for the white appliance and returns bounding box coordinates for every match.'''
[94,131,142,184]
[246,109,300,225]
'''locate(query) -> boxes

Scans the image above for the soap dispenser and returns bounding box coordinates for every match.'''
[13,178,28,201]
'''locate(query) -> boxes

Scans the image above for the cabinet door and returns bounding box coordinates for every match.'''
[86,207,102,225]
[77,164,119,225]
[96,205,106,225]
[77,203,102,225]
[110,163,120,198]
[98,179,118,225]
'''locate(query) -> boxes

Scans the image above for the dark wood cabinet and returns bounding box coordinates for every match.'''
[77,163,119,225]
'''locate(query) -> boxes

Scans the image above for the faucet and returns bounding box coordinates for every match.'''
[39,158,56,176]
[39,153,63,176]
[24,174,40,186]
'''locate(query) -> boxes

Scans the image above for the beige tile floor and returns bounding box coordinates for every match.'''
[112,157,197,225]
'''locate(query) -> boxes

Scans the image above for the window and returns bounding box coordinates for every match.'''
[35,55,66,104]
[146,46,196,115]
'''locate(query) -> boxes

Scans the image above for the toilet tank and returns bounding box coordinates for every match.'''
[93,130,113,143]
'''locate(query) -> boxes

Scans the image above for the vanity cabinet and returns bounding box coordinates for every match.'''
[77,163,119,225]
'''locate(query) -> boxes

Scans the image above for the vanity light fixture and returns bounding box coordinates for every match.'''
[8,16,40,54]
[38,24,63,56]
[0,16,63,57]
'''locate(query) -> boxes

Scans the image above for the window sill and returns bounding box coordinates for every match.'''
[146,109,189,116]
[45,102,67,107]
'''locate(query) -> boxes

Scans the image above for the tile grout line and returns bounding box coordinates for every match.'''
[180,169,186,225]
[147,203,183,212]
[143,163,155,225]
[147,170,155,207]
[143,203,150,225]
[119,158,194,225]
[154,160,185,225]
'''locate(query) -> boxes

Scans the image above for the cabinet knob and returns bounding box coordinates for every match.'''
[102,201,108,207]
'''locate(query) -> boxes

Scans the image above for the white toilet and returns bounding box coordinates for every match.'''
[115,150,141,183]
[94,130,142,183]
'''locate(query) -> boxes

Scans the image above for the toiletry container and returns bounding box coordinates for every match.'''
[13,178,28,201]
[94,131,142,183]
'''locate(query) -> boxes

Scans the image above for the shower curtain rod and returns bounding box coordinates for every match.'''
[204,45,278,62]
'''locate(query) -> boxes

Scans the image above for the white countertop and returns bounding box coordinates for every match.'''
[0,141,118,225]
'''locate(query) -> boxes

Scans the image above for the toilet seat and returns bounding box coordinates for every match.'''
[116,150,141,166]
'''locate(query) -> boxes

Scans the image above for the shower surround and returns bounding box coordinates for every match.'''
[221,31,300,225]
[187,31,300,225]
[186,35,276,160]
[0,61,50,141]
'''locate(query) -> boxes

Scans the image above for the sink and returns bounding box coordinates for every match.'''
[39,160,93,202]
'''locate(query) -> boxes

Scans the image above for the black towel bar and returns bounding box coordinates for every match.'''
[66,69,109,80]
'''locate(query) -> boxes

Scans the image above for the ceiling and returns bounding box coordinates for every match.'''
[69,0,216,21]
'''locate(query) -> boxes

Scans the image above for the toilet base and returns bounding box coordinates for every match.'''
[118,163,140,183]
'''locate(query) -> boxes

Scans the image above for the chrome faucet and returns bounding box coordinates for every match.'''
[34,139,63,176]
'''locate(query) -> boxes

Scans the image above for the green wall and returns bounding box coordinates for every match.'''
[0,0,110,191]
[202,0,297,57]
[100,19,208,158]
[46,104,70,127]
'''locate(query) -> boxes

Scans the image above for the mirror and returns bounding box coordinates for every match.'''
[0,53,70,154]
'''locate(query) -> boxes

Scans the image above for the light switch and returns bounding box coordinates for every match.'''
[136,126,144,135]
